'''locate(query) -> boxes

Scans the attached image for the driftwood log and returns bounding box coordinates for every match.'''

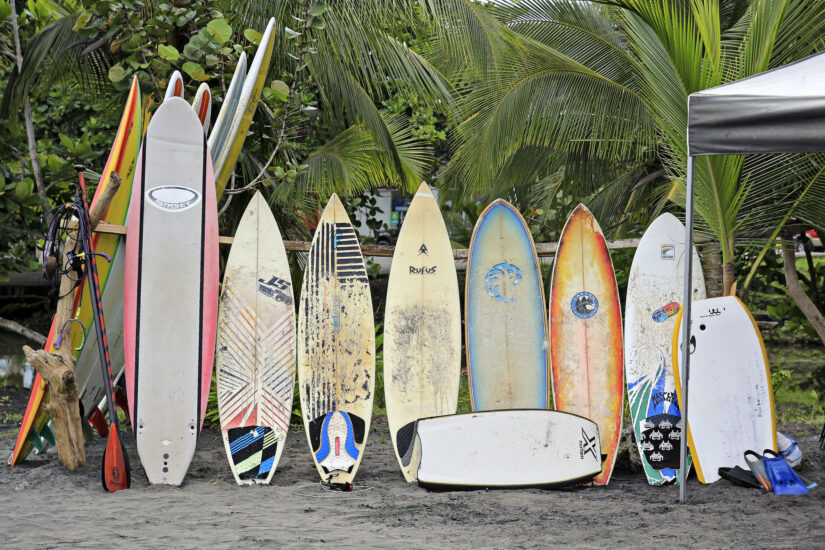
[24,172,122,470]
[22,345,85,469]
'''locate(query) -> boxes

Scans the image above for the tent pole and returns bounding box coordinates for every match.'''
[679,155,696,504]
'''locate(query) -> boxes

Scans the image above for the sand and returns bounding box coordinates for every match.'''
[1,384,823,549]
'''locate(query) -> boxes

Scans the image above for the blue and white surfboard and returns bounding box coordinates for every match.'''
[465,199,550,410]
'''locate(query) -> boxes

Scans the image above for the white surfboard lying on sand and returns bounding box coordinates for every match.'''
[416,410,603,488]
[673,296,777,484]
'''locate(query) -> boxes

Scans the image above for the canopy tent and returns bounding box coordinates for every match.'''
[681,51,825,503]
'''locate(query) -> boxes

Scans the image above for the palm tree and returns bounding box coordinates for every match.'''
[1,0,453,228]
[421,0,825,298]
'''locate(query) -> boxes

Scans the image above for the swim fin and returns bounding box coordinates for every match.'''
[718,466,763,489]
[762,449,809,495]
[744,450,772,492]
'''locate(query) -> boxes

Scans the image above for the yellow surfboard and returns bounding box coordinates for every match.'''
[384,183,461,482]
[11,77,143,465]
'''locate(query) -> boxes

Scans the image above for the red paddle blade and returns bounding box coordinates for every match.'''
[102,423,130,492]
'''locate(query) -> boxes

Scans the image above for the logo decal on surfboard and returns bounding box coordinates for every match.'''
[579,428,598,460]
[571,292,598,318]
[484,261,522,302]
[661,244,675,260]
[146,186,201,212]
[258,276,293,305]
[652,302,680,322]
[418,244,429,256]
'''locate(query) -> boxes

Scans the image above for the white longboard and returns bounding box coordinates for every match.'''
[673,296,777,483]
[216,191,295,485]
[416,410,603,488]
[124,97,219,485]
[384,182,461,482]
[624,213,705,485]
[298,194,375,485]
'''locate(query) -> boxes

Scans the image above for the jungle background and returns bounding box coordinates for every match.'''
[0,0,823,430]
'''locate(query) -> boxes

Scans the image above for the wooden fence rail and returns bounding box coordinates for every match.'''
[94,221,711,259]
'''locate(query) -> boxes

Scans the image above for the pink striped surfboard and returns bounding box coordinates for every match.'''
[124,97,219,485]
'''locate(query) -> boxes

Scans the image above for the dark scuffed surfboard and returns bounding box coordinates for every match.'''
[298,194,375,485]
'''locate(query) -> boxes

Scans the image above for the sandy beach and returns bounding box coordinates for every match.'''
[1,383,823,549]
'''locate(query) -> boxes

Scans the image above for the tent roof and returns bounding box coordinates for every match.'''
[687,51,825,156]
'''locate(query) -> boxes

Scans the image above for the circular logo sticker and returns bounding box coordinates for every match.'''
[571,292,598,318]
[147,186,201,212]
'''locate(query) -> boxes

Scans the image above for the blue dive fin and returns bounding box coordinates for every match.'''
[762,449,809,495]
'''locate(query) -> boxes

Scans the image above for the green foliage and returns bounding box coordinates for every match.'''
[72,3,244,95]
[423,0,825,281]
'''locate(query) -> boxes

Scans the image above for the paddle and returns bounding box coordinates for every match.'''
[72,165,131,492]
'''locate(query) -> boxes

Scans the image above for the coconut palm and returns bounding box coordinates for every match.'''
[1,0,452,223]
[422,0,825,296]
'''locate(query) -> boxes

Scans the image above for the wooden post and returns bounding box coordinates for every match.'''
[25,172,122,470]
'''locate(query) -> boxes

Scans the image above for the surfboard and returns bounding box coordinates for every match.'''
[549,204,623,486]
[216,191,295,485]
[123,97,219,485]
[164,70,184,100]
[625,213,706,485]
[75,245,127,421]
[465,199,549,411]
[416,410,602,489]
[10,77,142,465]
[673,296,777,484]
[208,52,247,168]
[298,194,375,485]
[213,18,275,198]
[384,182,461,482]
[191,83,212,133]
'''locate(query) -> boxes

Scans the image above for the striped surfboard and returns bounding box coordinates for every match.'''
[216,191,295,484]
[298,194,375,485]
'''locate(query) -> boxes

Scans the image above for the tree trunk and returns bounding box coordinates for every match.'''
[722,260,736,297]
[800,232,821,308]
[0,316,46,345]
[781,236,825,347]
[700,243,724,297]
[10,0,49,212]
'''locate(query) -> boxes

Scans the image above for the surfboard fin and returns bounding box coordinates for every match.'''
[762,450,809,495]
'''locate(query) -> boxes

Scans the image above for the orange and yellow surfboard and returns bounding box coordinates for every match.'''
[549,204,624,485]
[10,77,143,465]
